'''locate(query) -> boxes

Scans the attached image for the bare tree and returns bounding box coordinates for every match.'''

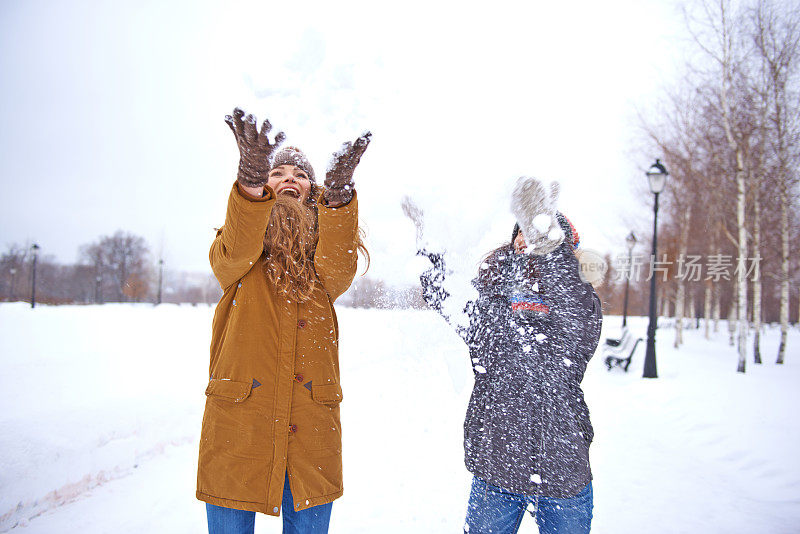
[625,0,800,375]
[0,243,31,301]
[683,0,760,372]
[79,231,152,303]
[752,0,800,364]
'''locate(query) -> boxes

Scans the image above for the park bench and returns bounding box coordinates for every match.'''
[604,327,630,348]
[604,332,643,372]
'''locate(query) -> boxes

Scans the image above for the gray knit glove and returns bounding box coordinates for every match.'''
[224,108,286,188]
[510,177,565,255]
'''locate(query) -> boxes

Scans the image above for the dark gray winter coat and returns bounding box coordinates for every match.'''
[420,240,602,498]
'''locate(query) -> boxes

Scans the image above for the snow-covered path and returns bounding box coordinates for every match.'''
[1,304,798,533]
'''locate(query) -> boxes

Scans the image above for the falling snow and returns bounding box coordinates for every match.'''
[420,241,602,498]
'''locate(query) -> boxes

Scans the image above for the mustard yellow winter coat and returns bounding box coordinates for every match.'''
[196,182,358,515]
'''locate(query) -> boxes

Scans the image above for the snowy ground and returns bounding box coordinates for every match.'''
[1,302,798,533]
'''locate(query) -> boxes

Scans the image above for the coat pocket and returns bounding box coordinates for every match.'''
[311,382,343,405]
[298,383,343,454]
[202,378,266,451]
[205,378,253,403]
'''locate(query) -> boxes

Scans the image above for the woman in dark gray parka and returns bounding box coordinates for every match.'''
[419,206,602,534]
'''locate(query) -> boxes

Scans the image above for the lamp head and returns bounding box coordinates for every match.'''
[626,231,637,251]
[646,159,668,194]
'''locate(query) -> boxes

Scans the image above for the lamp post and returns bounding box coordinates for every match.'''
[643,159,668,378]
[8,268,17,301]
[622,231,637,328]
[156,259,164,305]
[95,274,102,304]
[30,243,40,309]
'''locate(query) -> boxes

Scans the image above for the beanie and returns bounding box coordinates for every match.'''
[269,146,316,184]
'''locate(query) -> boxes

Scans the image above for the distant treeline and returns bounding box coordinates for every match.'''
[0,230,426,308]
[3,227,799,324]
[0,231,220,306]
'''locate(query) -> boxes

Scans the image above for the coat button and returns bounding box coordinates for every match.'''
[237,283,242,288]
[273,506,279,513]
[298,319,307,329]
[289,424,298,433]
[232,299,237,306]
[295,374,304,383]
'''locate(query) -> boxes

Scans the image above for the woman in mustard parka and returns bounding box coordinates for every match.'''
[196,108,370,534]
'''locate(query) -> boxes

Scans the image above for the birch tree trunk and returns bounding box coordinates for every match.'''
[704,280,712,338]
[778,193,789,363]
[675,285,685,347]
[752,181,762,364]
[751,0,799,363]
[728,305,737,346]
[675,206,692,347]
[732,150,748,373]
[714,0,748,373]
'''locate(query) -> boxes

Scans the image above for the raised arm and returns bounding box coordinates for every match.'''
[535,242,603,360]
[419,250,450,316]
[210,108,285,289]
[314,195,359,301]
[419,249,474,341]
[510,176,602,359]
[210,183,275,290]
[313,131,371,300]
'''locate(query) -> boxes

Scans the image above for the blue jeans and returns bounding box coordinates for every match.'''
[206,473,332,534]
[464,476,592,534]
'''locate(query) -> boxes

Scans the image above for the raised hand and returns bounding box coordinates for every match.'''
[324,131,372,206]
[511,177,565,255]
[224,108,286,188]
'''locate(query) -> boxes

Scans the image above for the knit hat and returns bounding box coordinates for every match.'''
[512,212,580,249]
[269,146,316,184]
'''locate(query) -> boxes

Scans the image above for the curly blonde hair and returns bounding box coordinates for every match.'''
[263,194,369,302]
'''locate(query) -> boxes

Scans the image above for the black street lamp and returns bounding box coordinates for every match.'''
[30,243,40,309]
[95,274,102,304]
[622,231,637,328]
[8,267,17,301]
[643,159,668,378]
[156,259,164,305]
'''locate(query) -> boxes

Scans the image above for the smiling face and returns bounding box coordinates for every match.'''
[513,230,527,254]
[267,165,312,202]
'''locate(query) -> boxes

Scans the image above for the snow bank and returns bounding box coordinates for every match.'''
[0,303,211,531]
[1,304,798,533]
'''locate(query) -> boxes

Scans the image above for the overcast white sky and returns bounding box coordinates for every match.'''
[0,0,687,286]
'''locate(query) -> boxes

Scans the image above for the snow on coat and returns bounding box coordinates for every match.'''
[196,182,358,516]
[420,239,602,498]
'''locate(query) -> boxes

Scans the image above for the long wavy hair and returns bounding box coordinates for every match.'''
[263,192,369,302]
